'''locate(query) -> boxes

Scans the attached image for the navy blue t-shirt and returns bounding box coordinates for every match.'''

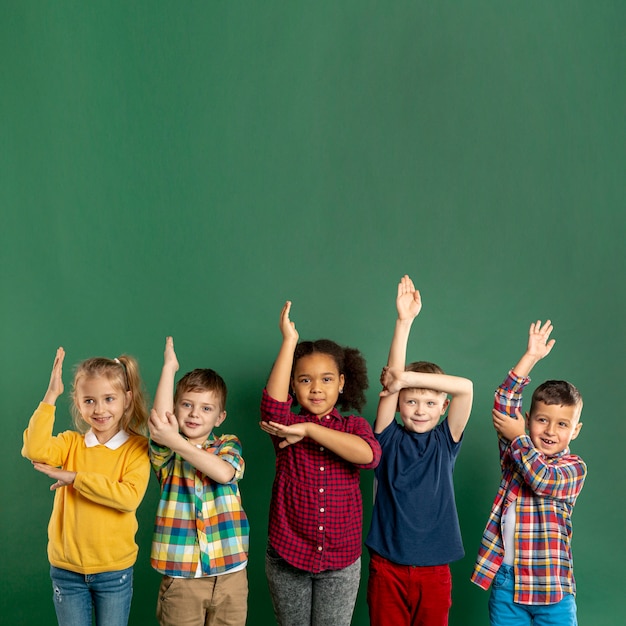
[365,419,464,566]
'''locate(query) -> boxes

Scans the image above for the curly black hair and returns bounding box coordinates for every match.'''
[292,339,369,413]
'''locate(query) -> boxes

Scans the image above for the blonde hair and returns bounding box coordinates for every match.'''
[71,355,150,437]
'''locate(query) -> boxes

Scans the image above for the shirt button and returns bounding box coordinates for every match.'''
[320,466,325,471]
[319,446,324,451]
[317,546,323,551]
[319,488,324,493]
[319,526,324,531]
[320,508,325,513]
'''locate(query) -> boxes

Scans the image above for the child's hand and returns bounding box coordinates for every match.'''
[396,275,422,321]
[526,320,555,361]
[32,461,76,490]
[279,301,299,342]
[260,420,306,448]
[149,408,181,447]
[43,347,65,405]
[163,336,179,371]
[379,366,405,396]
[492,408,526,441]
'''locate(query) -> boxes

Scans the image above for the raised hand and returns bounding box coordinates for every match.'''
[396,275,422,321]
[32,461,76,490]
[279,301,299,343]
[43,347,65,405]
[260,420,306,448]
[163,336,179,371]
[526,320,555,361]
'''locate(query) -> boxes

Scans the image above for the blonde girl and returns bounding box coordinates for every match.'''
[22,347,150,626]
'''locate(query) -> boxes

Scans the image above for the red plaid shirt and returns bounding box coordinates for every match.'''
[471,371,587,604]
[261,388,381,572]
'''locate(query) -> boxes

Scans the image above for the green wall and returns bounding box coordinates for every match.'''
[2,2,624,624]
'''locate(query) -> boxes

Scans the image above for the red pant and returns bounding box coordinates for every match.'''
[367,552,452,626]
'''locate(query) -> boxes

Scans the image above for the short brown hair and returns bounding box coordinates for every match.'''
[530,380,582,416]
[174,369,227,410]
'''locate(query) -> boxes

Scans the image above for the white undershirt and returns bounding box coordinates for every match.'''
[502,502,516,565]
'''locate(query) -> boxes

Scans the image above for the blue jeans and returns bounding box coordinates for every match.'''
[265,545,361,626]
[50,565,133,626]
[488,564,578,626]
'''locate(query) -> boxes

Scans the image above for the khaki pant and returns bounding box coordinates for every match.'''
[156,568,248,626]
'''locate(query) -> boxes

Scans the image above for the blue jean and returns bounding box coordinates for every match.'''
[488,564,578,626]
[265,545,361,626]
[50,565,133,626]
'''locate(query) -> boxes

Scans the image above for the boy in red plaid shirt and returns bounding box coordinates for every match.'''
[471,320,586,626]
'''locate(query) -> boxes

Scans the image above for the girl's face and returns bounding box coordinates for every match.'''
[74,375,131,444]
[292,353,345,418]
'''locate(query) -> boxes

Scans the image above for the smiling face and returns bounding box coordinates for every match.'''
[291,353,345,418]
[75,375,131,444]
[526,401,582,457]
[175,390,226,446]
[398,388,449,434]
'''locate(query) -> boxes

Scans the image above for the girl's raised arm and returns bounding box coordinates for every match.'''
[43,347,65,406]
[266,301,299,402]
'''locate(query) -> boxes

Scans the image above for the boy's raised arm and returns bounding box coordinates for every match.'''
[492,320,555,441]
[153,337,179,417]
[512,320,555,379]
[266,301,299,402]
[374,275,421,434]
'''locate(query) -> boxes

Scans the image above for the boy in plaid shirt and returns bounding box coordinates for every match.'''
[149,338,249,626]
[471,321,586,626]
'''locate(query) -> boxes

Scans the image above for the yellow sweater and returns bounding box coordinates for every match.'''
[22,403,150,575]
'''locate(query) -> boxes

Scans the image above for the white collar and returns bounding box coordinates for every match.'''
[84,429,130,450]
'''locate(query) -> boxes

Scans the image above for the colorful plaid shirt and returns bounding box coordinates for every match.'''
[471,371,587,604]
[261,388,381,573]
[150,433,249,577]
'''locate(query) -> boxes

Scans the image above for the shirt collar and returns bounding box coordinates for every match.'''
[85,429,130,449]
[299,406,344,422]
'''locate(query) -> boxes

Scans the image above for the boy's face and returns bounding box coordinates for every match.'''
[398,388,449,434]
[175,389,226,446]
[526,401,582,457]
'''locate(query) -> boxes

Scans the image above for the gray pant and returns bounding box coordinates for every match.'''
[265,546,361,626]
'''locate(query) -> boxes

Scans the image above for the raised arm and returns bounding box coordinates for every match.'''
[512,320,555,378]
[494,320,555,423]
[23,348,67,463]
[374,276,422,434]
[153,337,179,417]
[43,347,65,406]
[266,301,299,402]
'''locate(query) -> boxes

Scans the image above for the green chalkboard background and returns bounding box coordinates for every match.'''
[2,2,624,625]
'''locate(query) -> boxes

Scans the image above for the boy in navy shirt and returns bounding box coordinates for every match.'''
[366,276,473,626]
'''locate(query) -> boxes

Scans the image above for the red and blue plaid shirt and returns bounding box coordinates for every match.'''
[261,388,381,573]
[471,371,587,604]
